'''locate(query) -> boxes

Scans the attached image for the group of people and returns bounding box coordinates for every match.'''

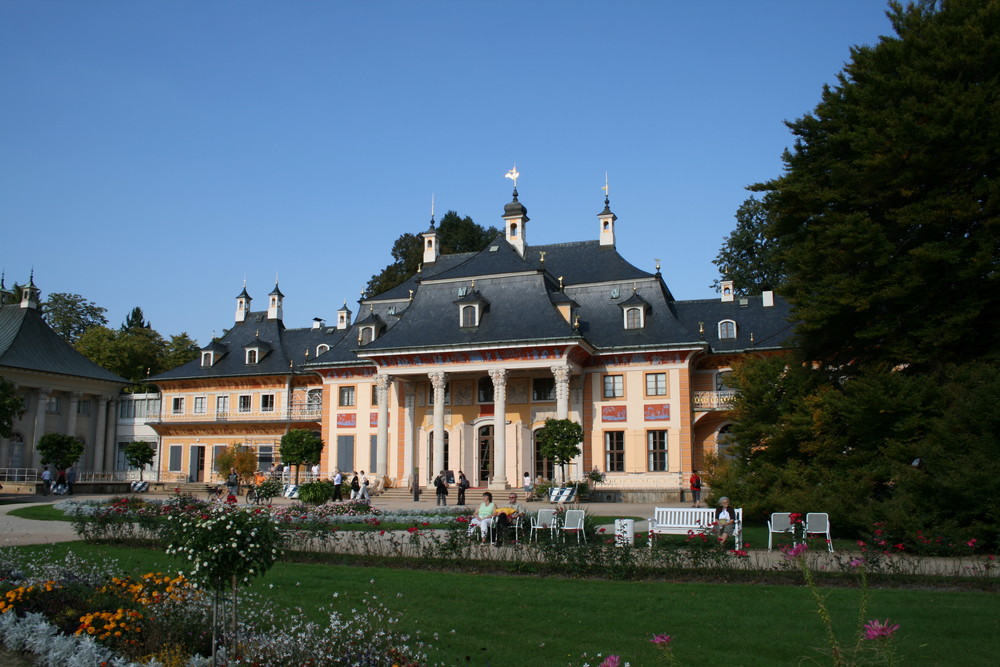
[433,470,471,505]
[40,466,75,495]
[468,491,526,544]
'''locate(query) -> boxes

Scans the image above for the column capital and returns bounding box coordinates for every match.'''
[488,367,508,387]
[376,374,394,391]
[428,371,448,389]
[550,365,572,383]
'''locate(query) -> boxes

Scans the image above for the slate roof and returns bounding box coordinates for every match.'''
[0,303,129,384]
[673,294,795,353]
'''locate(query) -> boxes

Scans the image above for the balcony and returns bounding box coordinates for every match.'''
[154,405,322,423]
[692,390,737,411]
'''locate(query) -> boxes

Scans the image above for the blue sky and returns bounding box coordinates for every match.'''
[1,1,894,345]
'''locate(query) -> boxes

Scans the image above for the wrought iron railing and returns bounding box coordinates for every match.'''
[692,390,737,411]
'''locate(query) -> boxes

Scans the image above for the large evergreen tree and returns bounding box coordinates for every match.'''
[711,196,786,295]
[752,0,1000,371]
[712,0,1000,546]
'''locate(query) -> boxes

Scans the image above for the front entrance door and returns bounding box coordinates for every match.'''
[477,425,494,485]
[189,445,205,482]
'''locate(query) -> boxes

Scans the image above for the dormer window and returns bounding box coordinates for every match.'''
[618,290,649,330]
[246,349,258,364]
[624,307,643,329]
[461,305,480,327]
[201,352,214,367]
[316,344,330,356]
[360,326,375,345]
[718,320,737,340]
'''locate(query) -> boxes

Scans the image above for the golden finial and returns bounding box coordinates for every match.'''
[559,276,564,290]
[539,251,547,263]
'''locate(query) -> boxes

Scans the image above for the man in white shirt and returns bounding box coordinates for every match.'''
[333,469,343,501]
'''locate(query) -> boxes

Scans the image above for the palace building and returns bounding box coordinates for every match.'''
[148,185,793,495]
[0,275,129,473]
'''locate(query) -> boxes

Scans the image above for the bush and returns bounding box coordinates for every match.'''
[298,481,336,504]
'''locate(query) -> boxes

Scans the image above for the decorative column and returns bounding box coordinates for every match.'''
[551,365,571,420]
[428,371,448,484]
[403,382,416,485]
[489,368,508,488]
[375,374,392,477]
[92,396,110,471]
[31,389,50,469]
[103,398,118,473]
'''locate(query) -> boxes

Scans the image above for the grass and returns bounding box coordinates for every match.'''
[6,504,70,522]
[6,542,999,666]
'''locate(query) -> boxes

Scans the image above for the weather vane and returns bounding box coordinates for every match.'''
[505,164,520,188]
[602,171,609,198]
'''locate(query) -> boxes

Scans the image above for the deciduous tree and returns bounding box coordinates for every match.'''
[123,440,156,481]
[535,418,583,484]
[279,429,324,484]
[41,292,108,343]
[37,433,85,471]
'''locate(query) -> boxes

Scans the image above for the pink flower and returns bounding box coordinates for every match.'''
[599,655,621,667]
[967,538,978,548]
[848,557,865,569]
[650,634,672,645]
[863,619,900,640]
[781,542,808,560]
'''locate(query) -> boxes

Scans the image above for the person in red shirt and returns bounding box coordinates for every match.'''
[689,470,703,507]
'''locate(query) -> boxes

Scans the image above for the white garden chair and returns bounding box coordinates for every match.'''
[561,509,586,543]
[767,512,794,551]
[804,513,834,552]
[530,509,557,542]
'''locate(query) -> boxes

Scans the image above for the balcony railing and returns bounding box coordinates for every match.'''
[692,390,737,411]
[155,406,323,423]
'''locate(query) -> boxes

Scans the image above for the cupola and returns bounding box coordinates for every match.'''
[267,282,284,321]
[502,165,528,257]
[235,284,252,323]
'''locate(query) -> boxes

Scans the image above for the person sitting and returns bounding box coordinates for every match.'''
[493,492,526,544]
[469,492,497,543]
[714,496,737,545]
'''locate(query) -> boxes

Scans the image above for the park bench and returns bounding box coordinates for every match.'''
[647,506,743,550]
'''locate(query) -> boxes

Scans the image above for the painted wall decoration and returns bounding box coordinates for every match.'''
[644,404,670,421]
[602,405,627,422]
[337,413,357,428]
[371,346,569,368]
[323,368,376,380]
[370,412,378,428]
[595,352,688,367]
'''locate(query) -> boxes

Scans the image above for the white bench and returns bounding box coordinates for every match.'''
[647,506,743,550]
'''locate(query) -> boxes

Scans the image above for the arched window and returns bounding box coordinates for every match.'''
[718,320,737,339]
[360,327,374,345]
[316,344,329,356]
[716,424,737,459]
[246,349,258,364]
[461,305,478,327]
[625,307,643,329]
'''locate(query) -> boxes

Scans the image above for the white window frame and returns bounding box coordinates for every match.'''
[339,386,356,407]
[238,395,252,413]
[171,397,185,415]
[647,430,669,472]
[261,394,275,412]
[193,396,207,414]
[603,375,624,399]
[718,320,737,340]
[624,307,644,329]
[645,372,667,396]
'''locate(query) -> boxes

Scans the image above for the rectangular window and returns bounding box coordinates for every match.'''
[339,386,356,407]
[605,431,625,472]
[647,430,668,472]
[135,399,147,419]
[77,399,90,416]
[238,395,252,413]
[603,375,624,399]
[257,444,274,471]
[336,435,355,473]
[532,377,555,401]
[46,396,61,414]
[171,397,184,415]
[119,401,135,419]
[645,372,667,396]
[428,382,450,405]
[261,394,275,412]
[169,445,182,472]
[194,397,207,414]
[216,395,229,416]
[371,385,379,407]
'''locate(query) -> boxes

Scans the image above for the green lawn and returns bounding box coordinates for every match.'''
[7,542,998,666]
[7,504,70,521]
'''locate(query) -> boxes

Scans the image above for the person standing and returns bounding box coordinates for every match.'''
[227,468,240,497]
[434,470,449,506]
[41,467,52,495]
[350,473,360,499]
[456,471,469,505]
[689,470,703,508]
[359,471,371,501]
[333,469,344,502]
[66,467,76,495]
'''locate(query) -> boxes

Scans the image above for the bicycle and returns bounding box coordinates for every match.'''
[245,484,274,506]
[205,484,225,502]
